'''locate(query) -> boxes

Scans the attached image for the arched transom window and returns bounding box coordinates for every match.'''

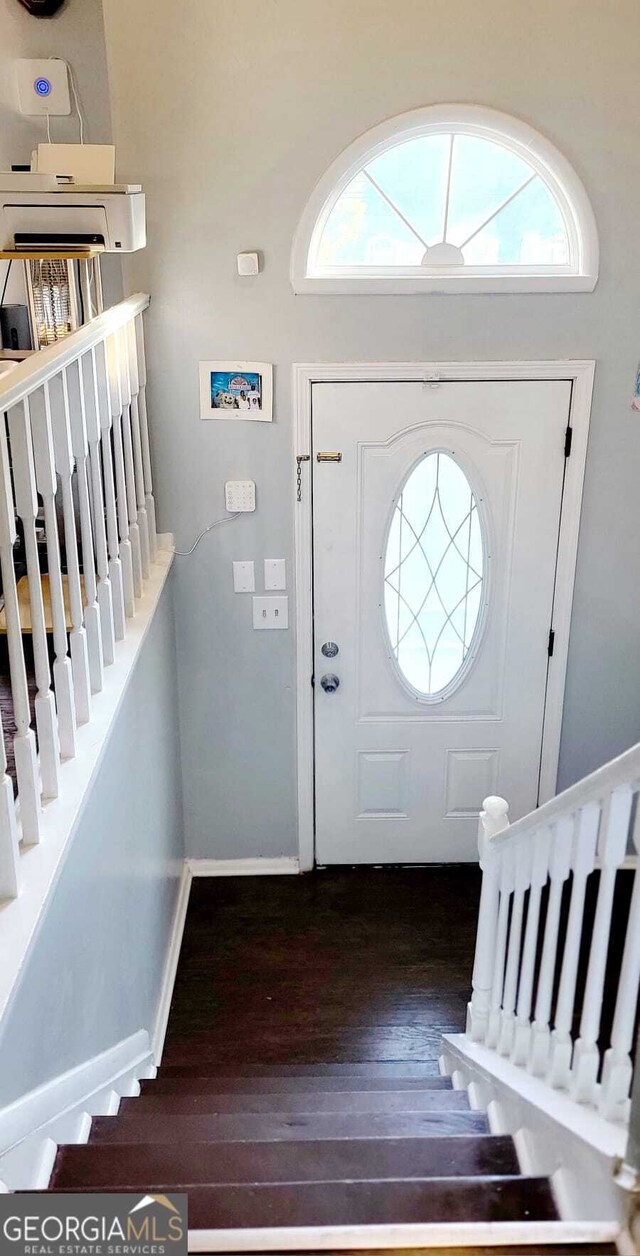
[291,106,598,294]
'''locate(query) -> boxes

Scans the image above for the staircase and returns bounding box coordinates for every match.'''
[47,1060,618,1251]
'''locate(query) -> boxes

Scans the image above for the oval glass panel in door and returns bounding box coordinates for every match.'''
[384,451,485,697]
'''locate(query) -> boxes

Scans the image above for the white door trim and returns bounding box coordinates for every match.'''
[293,360,595,872]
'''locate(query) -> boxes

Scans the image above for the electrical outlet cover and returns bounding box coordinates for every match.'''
[264,558,286,590]
[233,560,255,593]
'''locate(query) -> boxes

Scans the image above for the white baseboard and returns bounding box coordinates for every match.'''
[0,856,193,1191]
[187,857,300,877]
[152,863,192,1064]
[440,1033,628,1225]
[0,1029,156,1190]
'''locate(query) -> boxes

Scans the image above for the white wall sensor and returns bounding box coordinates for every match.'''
[237,252,260,276]
[225,480,256,512]
[16,59,71,117]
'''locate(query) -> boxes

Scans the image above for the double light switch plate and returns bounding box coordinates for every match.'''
[253,597,288,629]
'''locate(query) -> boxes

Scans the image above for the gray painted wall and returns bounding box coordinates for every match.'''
[102,0,640,859]
[0,578,184,1107]
[0,0,122,309]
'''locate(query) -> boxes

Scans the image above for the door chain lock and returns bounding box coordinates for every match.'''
[296,454,310,502]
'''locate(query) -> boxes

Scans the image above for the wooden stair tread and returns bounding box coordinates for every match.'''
[123,1088,469,1115]
[241,1248,619,1255]
[145,1074,452,1094]
[160,1031,449,1066]
[166,1177,561,1228]
[89,1109,490,1144]
[158,1062,442,1080]
[51,1134,519,1189]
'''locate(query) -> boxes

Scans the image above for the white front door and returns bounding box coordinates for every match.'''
[312,379,572,864]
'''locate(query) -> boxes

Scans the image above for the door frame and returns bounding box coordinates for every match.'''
[293,360,595,871]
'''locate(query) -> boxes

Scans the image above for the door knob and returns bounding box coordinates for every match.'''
[320,673,340,693]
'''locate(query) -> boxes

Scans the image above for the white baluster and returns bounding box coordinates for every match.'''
[486,846,515,1049]
[64,362,103,694]
[0,706,19,899]
[0,414,40,842]
[600,800,640,1121]
[106,334,134,618]
[80,350,115,666]
[7,399,60,799]
[547,801,600,1089]
[511,826,552,1066]
[117,327,143,598]
[498,836,531,1056]
[125,319,150,578]
[93,340,125,641]
[467,796,509,1042]
[48,373,91,726]
[135,312,157,560]
[571,785,632,1105]
[528,813,573,1076]
[29,385,76,760]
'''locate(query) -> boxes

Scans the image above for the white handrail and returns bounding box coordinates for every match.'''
[467,739,640,1135]
[490,740,640,851]
[0,294,157,904]
[0,295,150,413]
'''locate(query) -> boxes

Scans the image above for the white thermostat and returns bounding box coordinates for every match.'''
[225,480,256,512]
[16,59,71,116]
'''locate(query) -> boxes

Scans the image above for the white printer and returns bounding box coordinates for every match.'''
[0,172,146,253]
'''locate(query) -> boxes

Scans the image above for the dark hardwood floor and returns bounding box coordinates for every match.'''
[163,867,482,1067]
[50,868,618,1246]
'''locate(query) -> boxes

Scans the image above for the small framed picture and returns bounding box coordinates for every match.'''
[199,361,273,422]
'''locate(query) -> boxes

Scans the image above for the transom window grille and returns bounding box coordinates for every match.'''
[292,105,599,294]
[319,135,567,269]
[383,452,484,698]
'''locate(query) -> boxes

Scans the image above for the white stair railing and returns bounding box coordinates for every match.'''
[0,294,156,903]
[468,742,640,1127]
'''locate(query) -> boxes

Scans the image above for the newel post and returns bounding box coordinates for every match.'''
[466,796,510,1043]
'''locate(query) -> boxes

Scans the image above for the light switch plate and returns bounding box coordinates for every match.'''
[253,596,288,630]
[225,480,256,512]
[16,59,71,116]
[264,558,286,591]
[233,560,255,593]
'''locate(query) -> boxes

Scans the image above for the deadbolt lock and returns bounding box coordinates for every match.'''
[321,641,339,658]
